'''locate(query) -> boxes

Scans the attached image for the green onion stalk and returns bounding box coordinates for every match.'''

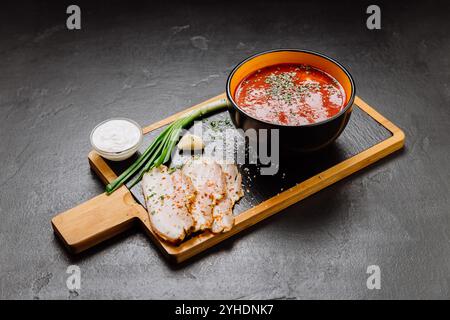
[105,97,231,195]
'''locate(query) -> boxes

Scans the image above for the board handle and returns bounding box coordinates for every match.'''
[51,186,143,253]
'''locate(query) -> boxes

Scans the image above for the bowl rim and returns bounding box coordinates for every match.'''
[226,48,356,128]
[90,117,143,155]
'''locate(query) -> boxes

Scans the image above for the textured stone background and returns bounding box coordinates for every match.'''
[0,0,449,299]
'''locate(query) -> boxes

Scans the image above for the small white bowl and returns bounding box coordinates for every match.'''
[90,118,143,161]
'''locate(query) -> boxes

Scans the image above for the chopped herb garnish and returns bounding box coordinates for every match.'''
[167,167,177,174]
[146,192,156,200]
[264,69,322,105]
[209,118,234,131]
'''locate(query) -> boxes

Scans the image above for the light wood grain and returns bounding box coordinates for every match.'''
[51,186,141,253]
[52,95,404,262]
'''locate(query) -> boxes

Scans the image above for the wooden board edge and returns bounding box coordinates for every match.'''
[88,150,118,184]
[355,97,406,140]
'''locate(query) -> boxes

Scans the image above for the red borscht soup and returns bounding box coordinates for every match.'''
[234,64,346,126]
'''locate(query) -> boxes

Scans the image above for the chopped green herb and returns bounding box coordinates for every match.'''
[146,192,156,200]
[264,70,322,105]
[167,167,177,174]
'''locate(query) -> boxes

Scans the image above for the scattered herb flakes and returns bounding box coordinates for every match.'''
[262,66,325,106]
[209,118,233,131]
[209,121,218,129]
[264,72,296,104]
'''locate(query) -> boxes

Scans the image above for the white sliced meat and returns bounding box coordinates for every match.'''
[211,162,244,233]
[220,162,244,203]
[182,157,226,232]
[142,165,195,243]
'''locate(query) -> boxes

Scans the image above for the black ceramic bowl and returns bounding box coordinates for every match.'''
[226,49,356,153]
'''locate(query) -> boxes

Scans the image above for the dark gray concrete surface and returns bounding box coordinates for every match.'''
[1,0,449,299]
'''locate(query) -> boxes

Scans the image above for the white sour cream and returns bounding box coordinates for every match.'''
[91,119,141,153]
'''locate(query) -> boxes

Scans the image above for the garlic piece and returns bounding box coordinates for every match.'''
[177,134,204,151]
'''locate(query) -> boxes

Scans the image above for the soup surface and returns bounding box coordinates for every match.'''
[234,64,346,125]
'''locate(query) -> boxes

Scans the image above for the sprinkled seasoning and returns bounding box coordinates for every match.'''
[234,63,346,125]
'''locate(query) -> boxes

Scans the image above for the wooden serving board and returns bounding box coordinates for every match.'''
[52,94,405,263]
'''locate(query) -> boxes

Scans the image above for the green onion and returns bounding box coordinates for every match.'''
[105,97,231,194]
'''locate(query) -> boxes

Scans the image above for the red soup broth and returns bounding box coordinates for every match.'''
[234,64,346,126]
